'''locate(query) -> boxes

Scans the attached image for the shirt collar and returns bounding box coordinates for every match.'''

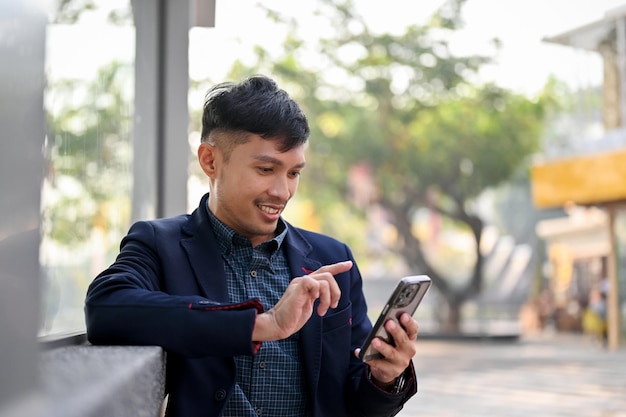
[205,201,287,255]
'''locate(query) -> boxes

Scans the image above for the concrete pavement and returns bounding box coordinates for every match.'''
[398,333,626,417]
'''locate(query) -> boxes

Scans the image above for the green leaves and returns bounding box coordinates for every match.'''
[225,1,547,325]
[44,61,132,247]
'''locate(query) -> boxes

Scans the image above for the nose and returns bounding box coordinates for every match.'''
[268,175,295,202]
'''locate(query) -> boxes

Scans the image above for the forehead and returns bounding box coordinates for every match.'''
[233,134,306,162]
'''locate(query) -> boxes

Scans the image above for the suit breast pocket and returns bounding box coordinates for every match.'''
[321,302,352,333]
[320,302,353,389]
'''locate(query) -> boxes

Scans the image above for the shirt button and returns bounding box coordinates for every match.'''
[256,408,263,415]
[259,360,265,369]
[250,270,257,278]
[214,389,227,401]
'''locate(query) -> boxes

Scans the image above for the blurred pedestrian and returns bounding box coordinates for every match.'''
[582,285,607,346]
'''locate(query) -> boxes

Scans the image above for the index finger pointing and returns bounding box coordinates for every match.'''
[312,260,353,276]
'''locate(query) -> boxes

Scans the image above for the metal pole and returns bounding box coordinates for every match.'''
[607,204,621,350]
[131,0,192,221]
[616,17,626,127]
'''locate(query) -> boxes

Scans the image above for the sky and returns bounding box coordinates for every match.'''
[188,0,626,96]
[47,0,626,97]
[455,0,626,95]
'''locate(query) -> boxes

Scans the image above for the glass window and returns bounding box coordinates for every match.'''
[40,1,135,337]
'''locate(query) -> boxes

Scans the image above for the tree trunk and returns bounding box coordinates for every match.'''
[440,298,462,333]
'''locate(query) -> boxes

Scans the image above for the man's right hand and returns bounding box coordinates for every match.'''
[252,260,353,341]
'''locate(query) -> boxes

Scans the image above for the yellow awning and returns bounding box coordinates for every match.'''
[531,149,626,209]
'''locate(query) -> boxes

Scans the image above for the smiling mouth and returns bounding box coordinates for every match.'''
[258,205,280,215]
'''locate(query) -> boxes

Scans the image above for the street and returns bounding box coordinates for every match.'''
[399,333,626,417]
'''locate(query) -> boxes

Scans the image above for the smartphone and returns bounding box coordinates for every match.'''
[359,275,431,362]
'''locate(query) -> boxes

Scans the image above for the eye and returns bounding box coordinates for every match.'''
[289,170,302,178]
[258,167,273,174]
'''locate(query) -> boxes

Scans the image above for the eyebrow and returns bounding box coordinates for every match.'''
[253,154,306,169]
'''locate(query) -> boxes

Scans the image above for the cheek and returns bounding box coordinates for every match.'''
[231,176,264,199]
[290,179,300,194]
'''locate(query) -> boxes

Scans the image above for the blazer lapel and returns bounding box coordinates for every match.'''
[181,193,229,301]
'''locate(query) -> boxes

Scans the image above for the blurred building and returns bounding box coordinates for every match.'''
[531,5,626,349]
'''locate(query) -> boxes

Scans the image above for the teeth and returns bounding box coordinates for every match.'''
[259,205,279,215]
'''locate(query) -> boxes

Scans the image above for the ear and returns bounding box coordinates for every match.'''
[198,142,219,178]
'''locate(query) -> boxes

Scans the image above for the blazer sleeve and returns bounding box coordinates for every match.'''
[350,362,418,417]
[85,220,262,358]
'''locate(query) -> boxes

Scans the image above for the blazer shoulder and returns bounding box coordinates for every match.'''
[128,214,191,239]
[288,224,352,258]
[293,226,343,245]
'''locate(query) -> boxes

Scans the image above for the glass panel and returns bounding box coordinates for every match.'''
[39,0,135,337]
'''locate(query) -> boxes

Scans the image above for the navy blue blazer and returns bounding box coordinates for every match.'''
[85,193,416,417]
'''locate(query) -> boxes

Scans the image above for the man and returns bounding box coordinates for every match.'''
[85,75,418,417]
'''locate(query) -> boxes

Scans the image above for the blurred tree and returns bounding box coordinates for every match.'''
[226,0,547,332]
[52,0,97,24]
[44,61,133,248]
[51,0,549,332]
[51,0,132,25]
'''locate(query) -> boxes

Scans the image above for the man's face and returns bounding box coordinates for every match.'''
[199,133,306,247]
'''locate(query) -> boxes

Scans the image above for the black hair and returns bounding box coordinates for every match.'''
[201,75,310,152]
